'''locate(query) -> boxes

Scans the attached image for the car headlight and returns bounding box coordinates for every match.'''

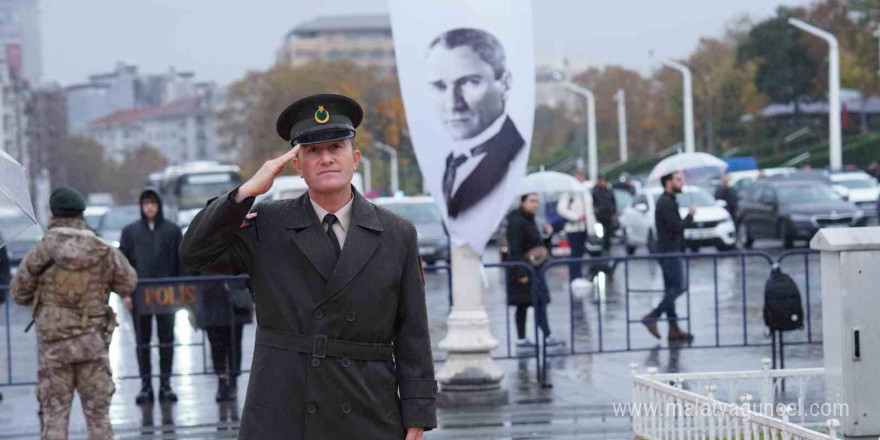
[789,214,812,222]
[594,222,604,238]
[854,209,864,219]
[110,240,120,248]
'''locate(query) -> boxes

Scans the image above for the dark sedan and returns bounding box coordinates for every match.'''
[373,196,450,265]
[738,179,867,248]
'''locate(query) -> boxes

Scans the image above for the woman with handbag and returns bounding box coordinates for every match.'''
[504,193,565,353]
[195,276,254,401]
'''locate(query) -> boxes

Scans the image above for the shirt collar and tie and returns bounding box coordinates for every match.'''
[443,114,508,212]
[311,195,354,254]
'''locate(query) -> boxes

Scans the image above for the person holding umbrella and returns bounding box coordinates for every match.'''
[642,171,695,342]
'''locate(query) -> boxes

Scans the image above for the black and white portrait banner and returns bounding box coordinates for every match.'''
[390,0,535,255]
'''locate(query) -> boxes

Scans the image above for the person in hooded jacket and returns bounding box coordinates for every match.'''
[120,188,184,404]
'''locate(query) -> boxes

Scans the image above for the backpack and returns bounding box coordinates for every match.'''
[763,267,804,332]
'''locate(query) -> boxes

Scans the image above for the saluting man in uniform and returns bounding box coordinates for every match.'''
[180,94,437,440]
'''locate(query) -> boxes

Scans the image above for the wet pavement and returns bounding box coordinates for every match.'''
[0,239,830,439]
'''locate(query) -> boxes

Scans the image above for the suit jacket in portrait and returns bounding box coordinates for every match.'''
[179,187,437,440]
[445,116,524,218]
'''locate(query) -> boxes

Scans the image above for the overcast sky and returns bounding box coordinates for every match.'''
[43,0,812,87]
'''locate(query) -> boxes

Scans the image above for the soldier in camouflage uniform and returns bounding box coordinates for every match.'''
[12,187,138,440]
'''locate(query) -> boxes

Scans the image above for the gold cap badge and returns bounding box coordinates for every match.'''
[315,105,330,124]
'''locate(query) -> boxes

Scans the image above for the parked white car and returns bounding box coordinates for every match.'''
[619,185,736,254]
[828,171,880,217]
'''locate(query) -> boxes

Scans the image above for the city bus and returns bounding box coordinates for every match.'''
[147,161,242,227]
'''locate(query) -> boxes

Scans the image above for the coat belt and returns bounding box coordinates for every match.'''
[255,327,393,361]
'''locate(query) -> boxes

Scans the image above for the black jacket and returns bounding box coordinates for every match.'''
[445,116,524,218]
[180,187,436,439]
[714,186,739,218]
[654,191,693,253]
[0,247,9,303]
[504,208,549,307]
[120,188,184,279]
[592,185,617,221]
[195,277,254,329]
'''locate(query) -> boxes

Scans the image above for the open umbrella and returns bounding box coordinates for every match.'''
[0,149,37,249]
[647,152,728,186]
[521,170,583,194]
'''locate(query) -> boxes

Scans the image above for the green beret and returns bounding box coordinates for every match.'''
[50,186,86,213]
[276,93,364,146]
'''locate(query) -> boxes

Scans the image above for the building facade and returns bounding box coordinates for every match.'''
[276,15,395,73]
[88,89,226,165]
[0,0,41,86]
[65,62,202,134]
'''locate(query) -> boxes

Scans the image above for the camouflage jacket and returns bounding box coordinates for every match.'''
[12,217,138,342]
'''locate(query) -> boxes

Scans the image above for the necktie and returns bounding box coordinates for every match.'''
[442,152,468,214]
[323,214,341,257]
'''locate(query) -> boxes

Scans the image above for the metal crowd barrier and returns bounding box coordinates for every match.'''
[0,249,820,388]
[534,249,821,385]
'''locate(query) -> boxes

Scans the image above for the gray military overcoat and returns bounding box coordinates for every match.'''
[180,187,437,440]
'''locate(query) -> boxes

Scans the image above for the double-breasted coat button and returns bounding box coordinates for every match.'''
[314,309,324,320]
[345,310,357,322]
[311,358,321,368]
[307,403,317,414]
[342,403,351,414]
[341,357,352,368]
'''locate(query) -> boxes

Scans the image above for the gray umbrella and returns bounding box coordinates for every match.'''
[0,149,37,249]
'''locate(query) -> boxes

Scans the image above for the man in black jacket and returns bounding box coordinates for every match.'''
[714,174,738,222]
[642,171,695,342]
[120,188,184,404]
[592,175,617,251]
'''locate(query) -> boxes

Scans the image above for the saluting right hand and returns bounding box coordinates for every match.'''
[235,145,300,203]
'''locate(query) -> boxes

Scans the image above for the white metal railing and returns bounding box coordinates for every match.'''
[634,359,825,422]
[630,362,840,440]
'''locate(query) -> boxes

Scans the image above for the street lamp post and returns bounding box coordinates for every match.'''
[359,155,372,193]
[373,141,399,194]
[789,18,842,171]
[554,73,598,182]
[659,59,696,154]
[614,89,628,162]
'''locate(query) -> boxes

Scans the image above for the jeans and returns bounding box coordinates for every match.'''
[134,314,176,386]
[650,256,686,322]
[567,231,587,280]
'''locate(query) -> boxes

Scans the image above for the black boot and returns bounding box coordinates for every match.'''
[135,383,154,405]
[158,382,178,403]
[215,378,230,402]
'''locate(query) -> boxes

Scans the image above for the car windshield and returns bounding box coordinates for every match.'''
[835,178,877,189]
[777,185,841,204]
[651,189,716,207]
[84,214,104,230]
[101,206,141,231]
[613,190,633,208]
[177,173,241,209]
[381,203,442,225]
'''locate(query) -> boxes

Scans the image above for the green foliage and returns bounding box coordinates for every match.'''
[736,8,819,106]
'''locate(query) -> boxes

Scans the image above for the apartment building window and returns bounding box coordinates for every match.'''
[369,49,385,59]
[350,49,364,59]
[325,49,344,60]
